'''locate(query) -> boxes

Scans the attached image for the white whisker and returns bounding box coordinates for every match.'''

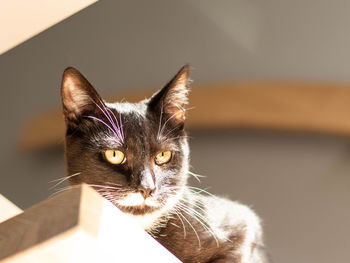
[188,171,205,183]
[177,201,219,247]
[172,208,187,239]
[49,172,81,190]
[175,206,201,248]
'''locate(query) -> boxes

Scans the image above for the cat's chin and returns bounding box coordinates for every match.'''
[117,204,159,215]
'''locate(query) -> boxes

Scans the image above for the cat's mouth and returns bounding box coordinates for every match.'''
[115,192,160,215]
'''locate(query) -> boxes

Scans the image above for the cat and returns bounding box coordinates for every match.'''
[60,65,269,263]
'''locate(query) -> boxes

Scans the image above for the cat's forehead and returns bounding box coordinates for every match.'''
[105,101,148,116]
[96,100,181,151]
[104,100,150,134]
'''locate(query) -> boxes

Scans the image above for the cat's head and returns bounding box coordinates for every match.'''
[61,66,190,216]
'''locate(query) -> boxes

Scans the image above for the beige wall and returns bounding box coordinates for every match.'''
[1,1,350,262]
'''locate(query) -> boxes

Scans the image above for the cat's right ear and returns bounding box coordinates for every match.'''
[148,65,190,125]
[61,67,102,125]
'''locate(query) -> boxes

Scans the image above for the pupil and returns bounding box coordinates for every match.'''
[113,151,116,157]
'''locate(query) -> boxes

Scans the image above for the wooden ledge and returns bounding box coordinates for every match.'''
[0,184,180,263]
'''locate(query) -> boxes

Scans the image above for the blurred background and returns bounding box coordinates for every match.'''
[1,1,350,262]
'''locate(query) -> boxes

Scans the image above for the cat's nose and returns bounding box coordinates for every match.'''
[138,167,156,199]
[137,186,155,199]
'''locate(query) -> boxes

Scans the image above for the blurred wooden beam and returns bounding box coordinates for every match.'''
[0,184,180,263]
[0,195,22,223]
[18,82,350,151]
[0,0,98,54]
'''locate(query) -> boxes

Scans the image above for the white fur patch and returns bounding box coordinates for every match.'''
[145,198,158,207]
[118,193,145,206]
[117,192,159,208]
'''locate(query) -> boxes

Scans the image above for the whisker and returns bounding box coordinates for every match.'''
[106,107,123,141]
[49,185,74,198]
[89,99,124,143]
[158,111,181,141]
[86,116,119,139]
[87,184,121,191]
[177,201,219,247]
[188,171,206,183]
[175,207,201,247]
[172,208,187,238]
[93,100,116,130]
[119,113,124,140]
[161,135,188,144]
[100,100,124,142]
[104,182,123,187]
[157,102,164,140]
[49,172,81,190]
[162,124,183,139]
[185,186,215,197]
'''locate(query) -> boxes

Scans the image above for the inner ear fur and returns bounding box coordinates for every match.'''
[148,65,190,123]
[61,67,103,124]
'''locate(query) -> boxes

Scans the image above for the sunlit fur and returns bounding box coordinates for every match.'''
[60,66,269,263]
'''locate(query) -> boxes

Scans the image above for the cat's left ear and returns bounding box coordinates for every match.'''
[61,67,102,126]
[148,65,190,124]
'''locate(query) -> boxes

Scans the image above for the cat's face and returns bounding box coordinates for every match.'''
[61,66,190,216]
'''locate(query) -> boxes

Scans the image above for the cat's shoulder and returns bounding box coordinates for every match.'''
[200,194,262,232]
[194,193,265,261]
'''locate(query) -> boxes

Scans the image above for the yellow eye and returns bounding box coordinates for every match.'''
[155,151,172,166]
[105,150,125,164]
